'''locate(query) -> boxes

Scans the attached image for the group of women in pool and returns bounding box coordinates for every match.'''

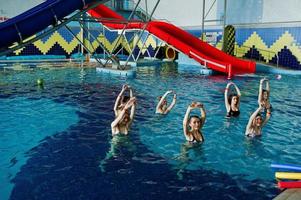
[111,78,272,143]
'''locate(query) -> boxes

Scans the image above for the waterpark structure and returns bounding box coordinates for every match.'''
[0,0,257,78]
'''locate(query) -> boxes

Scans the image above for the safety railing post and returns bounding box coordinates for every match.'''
[124,0,161,67]
[65,25,104,67]
[227,64,232,79]
[104,0,143,66]
[135,32,150,61]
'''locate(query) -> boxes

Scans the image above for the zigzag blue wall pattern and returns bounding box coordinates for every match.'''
[13,24,301,70]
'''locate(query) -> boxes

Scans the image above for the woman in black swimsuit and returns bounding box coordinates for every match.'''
[224,82,241,117]
[183,102,206,143]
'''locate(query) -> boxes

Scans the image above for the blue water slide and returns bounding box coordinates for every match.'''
[0,0,100,49]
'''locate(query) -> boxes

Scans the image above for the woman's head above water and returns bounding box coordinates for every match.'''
[189,115,201,130]
[228,94,239,106]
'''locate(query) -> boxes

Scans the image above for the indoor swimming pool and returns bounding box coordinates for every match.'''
[1,63,301,199]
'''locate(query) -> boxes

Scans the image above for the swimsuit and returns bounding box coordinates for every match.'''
[261,101,272,111]
[246,129,261,137]
[188,133,204,143]
[227,108,240,117]
[247,133,256,138]
[261,104,272,113]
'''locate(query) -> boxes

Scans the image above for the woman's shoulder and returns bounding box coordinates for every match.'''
[156,109,164,114]
[246,128,262,137]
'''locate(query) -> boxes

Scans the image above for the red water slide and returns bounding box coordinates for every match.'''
[88,5,256,77]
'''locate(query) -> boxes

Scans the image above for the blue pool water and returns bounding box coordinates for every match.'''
[1,63,301,199]
[0,97,79,200]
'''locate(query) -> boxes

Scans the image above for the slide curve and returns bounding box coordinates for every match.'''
[88,5,256,76]
[0,0,101,50]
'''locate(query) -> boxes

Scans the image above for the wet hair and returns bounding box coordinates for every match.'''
[251,113,262,126]
[228,94,239,105]
[254,113,263,122]
[189,115,201,122]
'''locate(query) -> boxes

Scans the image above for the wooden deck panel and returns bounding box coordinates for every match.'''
[274,189,301,200]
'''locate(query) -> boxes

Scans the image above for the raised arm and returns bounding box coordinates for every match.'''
[258,78,266,105]
[114,85,127,115]
[156,90,172,113]
[111,108,127,129]
[129,97,136,125]
[233,83,241,106]
[262,108,271,126]
[111,97,136,129]
[183,104,193,140]
[199,104,206,127]
[233,83,241,97]
[245,106,262,135]
[266,79,270,93]
[165,93,177,114]
[224,82,232,112]
[129,86,133,97]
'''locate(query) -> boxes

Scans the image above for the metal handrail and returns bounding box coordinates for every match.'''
[190,50,232,79]
[64,24,105,67]
[104,0,142,66]
[189,51,227,69]
[89,14,229,70]
[89,14,235,77]
[124,0,161,67]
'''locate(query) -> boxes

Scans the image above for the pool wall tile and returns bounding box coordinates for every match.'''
[9,25,301,70]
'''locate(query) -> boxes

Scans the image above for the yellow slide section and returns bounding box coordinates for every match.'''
[275,172,301,180]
